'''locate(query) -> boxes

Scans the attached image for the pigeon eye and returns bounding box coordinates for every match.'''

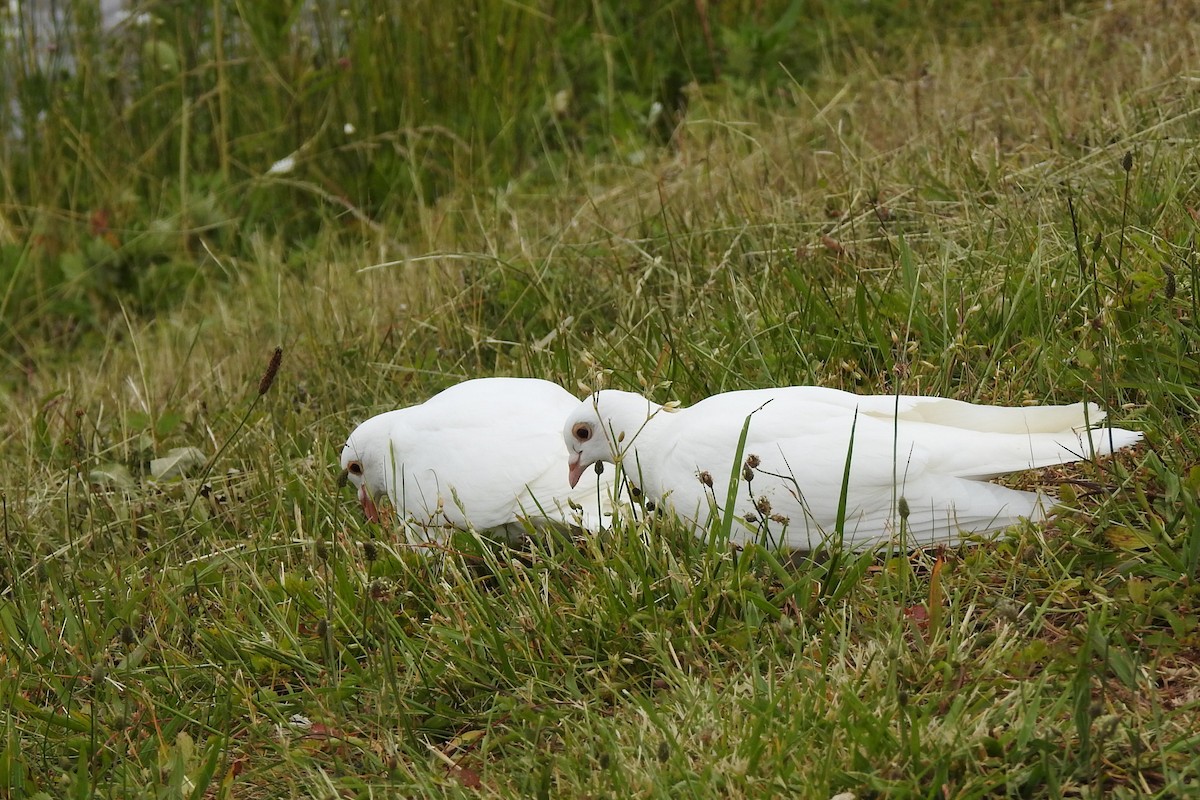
[347,461,363,476]
[572,422,592,442]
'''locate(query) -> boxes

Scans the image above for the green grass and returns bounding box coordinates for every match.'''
[2,0,1199,797]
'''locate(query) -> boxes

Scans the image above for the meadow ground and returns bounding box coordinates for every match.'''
[0,1,1198,797]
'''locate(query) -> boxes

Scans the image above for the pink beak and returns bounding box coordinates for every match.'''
[567,453,584,489]
[359,487,379,522]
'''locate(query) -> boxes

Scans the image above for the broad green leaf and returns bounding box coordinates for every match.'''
[1104,525,1156,551]
[150,446,207,480]
[89,462,136,489]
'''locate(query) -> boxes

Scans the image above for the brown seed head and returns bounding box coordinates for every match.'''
[258,346,284,395]
[120,625,137,647]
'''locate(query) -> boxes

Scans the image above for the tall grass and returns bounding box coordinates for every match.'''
[0,0,1198,796]
[0,0,1087,368]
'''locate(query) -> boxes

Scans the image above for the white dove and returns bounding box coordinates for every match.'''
[563,387,1142,550]
[341,377,614,541]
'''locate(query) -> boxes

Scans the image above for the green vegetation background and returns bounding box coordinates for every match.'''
[0,1,1198,797]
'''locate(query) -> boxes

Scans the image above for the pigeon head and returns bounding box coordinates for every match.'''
[340,412,399,522]
[563,390,664,488]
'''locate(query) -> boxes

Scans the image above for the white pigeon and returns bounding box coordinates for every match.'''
[563,387,1142,550]
[341,377,615,541]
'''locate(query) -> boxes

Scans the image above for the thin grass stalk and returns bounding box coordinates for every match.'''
[175,346,283,539]
[714,404,761,555]
[822,408,857,597]
[212,0,229,182]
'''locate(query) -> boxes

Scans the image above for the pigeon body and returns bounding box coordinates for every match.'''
[563,387,1142,550]
[342,378,614,540]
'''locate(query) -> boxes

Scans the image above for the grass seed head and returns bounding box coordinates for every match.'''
[258,346,284,395]
[120,625,137,647]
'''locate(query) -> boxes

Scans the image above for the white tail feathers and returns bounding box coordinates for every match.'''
[882,398,1109,435]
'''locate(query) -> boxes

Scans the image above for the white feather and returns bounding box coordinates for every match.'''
[342,378,614,541]
[564,386,1142,550]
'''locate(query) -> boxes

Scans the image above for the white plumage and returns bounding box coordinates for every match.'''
[341,377,614,541]
[563,387,1142,550]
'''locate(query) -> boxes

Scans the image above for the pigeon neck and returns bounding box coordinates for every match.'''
[601,392,668,480]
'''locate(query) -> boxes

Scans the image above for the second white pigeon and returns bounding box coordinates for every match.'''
[341,377,615,541]
[563,386,1142,550]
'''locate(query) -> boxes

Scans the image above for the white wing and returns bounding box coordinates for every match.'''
[382,378,613,534]
[642,390,1138,550]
